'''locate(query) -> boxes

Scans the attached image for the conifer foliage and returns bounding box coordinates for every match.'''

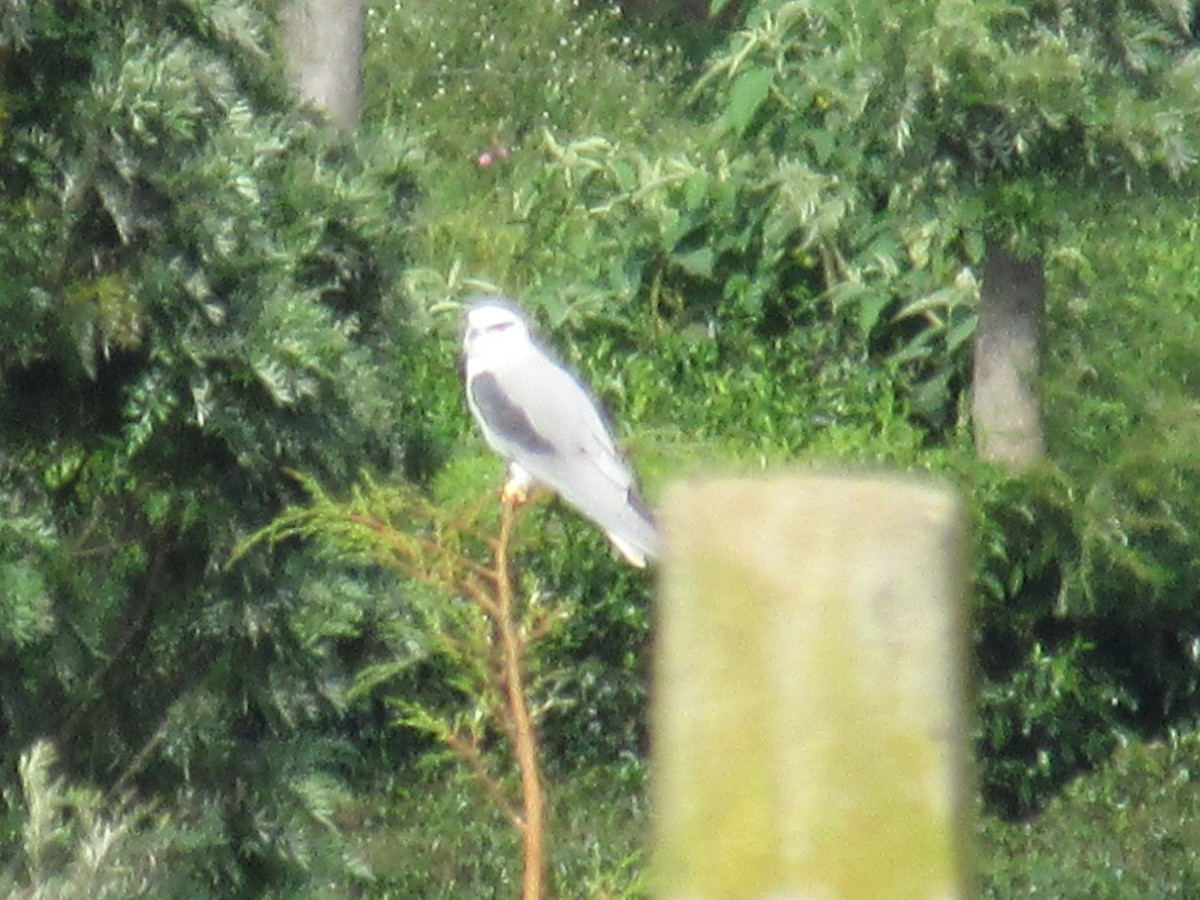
[0,1,418,893]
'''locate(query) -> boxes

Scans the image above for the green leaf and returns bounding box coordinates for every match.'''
[672,246,715,278]
[845,286,892,335]
[721,67,774,136]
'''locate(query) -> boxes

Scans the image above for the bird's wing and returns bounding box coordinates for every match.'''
[468,369,557,457]
[472,344,629,486]
[468,343,658,563]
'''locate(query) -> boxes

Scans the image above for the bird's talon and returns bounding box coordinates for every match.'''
[502,480,531,507]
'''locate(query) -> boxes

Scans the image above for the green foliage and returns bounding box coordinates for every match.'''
[1047,202,1200,624]
[980,732,1200,897]
[351,760,649,898]
[0,491,57,649]
[0,742,171,898]
[969,466,1130,815]
[961,198,1200,814]
[363,0,687,309]
[242,473,576,893]
[700,0,1200,187]
[279,0,1200,879]
[483,2,1200,823]
[365,0,681,149]
[363,0,1200,827]
[675,0,1200,420]
[239,476,532,741]
[0,738,372,899]
[0,0,424,894]
[2,0,1199,891]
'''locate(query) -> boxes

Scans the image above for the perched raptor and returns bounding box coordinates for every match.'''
[462,297,659,567]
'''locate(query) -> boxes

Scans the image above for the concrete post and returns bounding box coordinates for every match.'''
[654,473,971,899]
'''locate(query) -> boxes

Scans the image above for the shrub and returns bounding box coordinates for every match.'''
[0,0,422,892]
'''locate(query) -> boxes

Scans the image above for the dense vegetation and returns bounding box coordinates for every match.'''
[2,0,1200,896]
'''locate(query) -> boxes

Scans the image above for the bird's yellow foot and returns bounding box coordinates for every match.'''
[502,466,537,507]
[502,478,531,506]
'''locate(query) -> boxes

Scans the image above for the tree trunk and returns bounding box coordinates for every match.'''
[971,239,1046,467]
[280,0,364,130]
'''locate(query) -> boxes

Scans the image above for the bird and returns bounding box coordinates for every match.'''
[461,296,659,567]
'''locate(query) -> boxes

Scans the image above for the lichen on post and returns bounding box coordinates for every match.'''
[654,473,971,899]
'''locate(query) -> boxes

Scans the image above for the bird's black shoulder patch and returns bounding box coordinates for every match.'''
[471,372,556,454]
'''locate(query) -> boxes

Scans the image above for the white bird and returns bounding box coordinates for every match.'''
[462,297,659,567]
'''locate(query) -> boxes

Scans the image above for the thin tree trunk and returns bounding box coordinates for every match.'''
[971,238,1046,467]
[496,499,547,900]
[280,0,364,130]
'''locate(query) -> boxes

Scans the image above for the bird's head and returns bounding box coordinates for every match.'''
[463,297,532,356]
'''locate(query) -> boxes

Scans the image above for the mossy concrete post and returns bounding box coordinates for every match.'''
[654,473,971,899]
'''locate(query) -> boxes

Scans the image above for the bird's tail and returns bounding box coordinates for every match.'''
[603,489,659,568]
